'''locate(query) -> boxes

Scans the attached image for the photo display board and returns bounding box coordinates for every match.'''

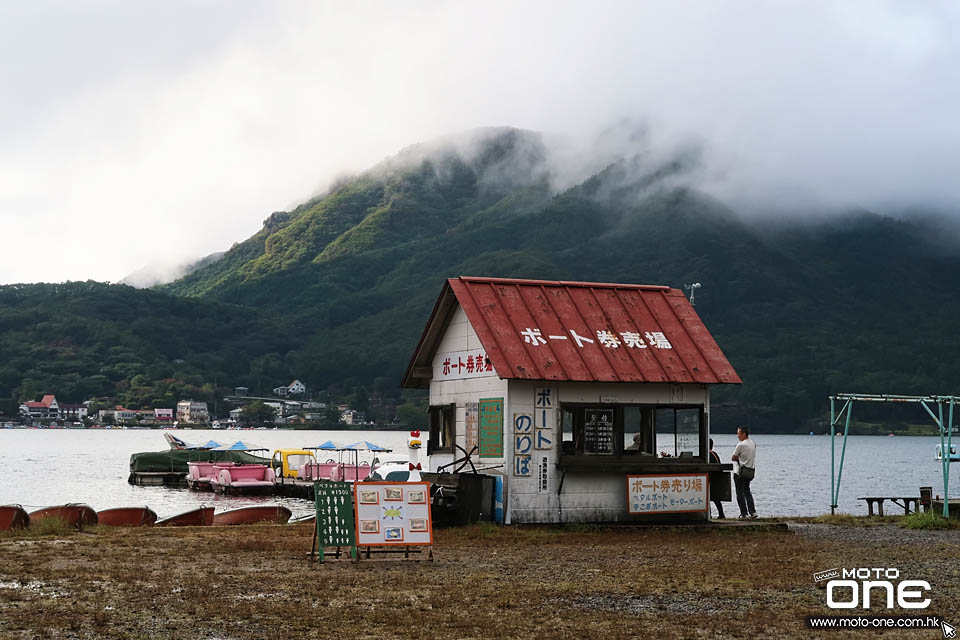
[626,474,709,514]
[354,481,433,546]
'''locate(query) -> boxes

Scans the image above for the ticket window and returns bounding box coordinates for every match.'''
[656,407,703,459]
[623,407,655,455]
[560,404,702,460]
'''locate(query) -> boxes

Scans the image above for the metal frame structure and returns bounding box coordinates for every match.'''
[829,393,956,517]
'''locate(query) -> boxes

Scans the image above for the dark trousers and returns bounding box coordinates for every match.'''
[712,498,725,519]
[734,473,755,516]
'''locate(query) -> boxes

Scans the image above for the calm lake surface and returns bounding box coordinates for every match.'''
[0,429,954,519]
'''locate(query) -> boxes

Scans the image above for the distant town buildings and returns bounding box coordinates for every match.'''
[272,379,306,397]
[60,403,89,421]
[19,395,60,420]
[14,378,347,428]
[341,408,367,425]
[176,400,209,424]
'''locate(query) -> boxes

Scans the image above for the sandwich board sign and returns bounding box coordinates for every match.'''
[313,480,355,561]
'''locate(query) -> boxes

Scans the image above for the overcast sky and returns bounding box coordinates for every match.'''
[2,1,958,285]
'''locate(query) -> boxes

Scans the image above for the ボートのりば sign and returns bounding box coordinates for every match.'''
[627,474,709,514]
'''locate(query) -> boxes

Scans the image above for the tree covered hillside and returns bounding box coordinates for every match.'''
[2,128,959,430]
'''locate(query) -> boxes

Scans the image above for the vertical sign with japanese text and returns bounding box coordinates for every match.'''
[465,402,478,454]
[478,398,503,458]
[534,386,554,450]
[538,456,549,492]
[513,413,533,476]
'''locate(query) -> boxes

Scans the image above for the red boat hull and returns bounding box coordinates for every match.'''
[0,505,29,530]
[213,505,292,526]
[29,504,98,528]
[155,506,215,527]
[96,507,158,527]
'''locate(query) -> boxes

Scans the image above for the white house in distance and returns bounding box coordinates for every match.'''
[19,394,60,420]
[402,276,741,524]
[272,379,306,397]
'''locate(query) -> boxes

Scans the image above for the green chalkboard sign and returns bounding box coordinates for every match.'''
[479,397,504,458]
[314,480,355,551]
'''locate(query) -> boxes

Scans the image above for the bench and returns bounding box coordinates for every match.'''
[858,496,920,516]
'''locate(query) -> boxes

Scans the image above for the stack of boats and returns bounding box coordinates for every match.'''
[0,503,293,531]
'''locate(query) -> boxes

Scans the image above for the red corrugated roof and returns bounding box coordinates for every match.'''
[402,277,741,387]
[41,394,56,407]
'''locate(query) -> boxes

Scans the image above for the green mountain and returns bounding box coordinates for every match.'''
[3,127,959,431]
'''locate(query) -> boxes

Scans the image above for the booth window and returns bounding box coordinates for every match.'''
[561,403,703,460]
[428,404,456,455]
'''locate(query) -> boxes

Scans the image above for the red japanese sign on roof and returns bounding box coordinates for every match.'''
[402,277,741,387]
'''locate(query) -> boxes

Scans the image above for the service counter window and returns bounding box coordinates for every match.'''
[560,403,705,463]
[427,404,456,455]
[623,406,655,455]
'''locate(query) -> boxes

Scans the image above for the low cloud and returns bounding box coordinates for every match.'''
[1,1,958,284]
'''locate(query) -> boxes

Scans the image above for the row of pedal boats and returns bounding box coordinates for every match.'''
[0,503,298,530]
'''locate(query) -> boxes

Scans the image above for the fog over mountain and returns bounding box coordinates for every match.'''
[120,252,225,289]
[1,2,959,284]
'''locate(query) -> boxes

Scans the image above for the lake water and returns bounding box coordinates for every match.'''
[0,429,955,519]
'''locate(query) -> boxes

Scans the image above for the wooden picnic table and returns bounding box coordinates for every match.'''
[858,496,920,516]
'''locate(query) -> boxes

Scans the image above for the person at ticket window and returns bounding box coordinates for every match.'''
[708,439,726,519]
[732,426,757,519]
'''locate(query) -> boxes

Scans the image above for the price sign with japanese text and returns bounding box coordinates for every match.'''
[314,480,355,548]
[626,474,709,514]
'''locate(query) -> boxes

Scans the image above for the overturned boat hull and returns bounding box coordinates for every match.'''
[96,507,158,527]
[0,505,29,530]
[213,505,292,526]
[29,504,98,528]
[155,506,215,527]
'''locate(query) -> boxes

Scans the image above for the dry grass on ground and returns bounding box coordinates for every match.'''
[0,520,957,639]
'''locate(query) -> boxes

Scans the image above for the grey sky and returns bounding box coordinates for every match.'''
[1,1,958,284]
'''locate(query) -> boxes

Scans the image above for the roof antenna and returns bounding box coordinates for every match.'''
[683,282,701,306]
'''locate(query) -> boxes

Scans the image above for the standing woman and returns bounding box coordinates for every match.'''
[732,426,757,519]
[708,439,725,519]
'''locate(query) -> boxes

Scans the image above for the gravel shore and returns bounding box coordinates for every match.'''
[0,520,957,639]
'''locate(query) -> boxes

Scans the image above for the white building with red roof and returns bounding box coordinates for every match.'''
[403,277,741,524]
[19,394,61,420]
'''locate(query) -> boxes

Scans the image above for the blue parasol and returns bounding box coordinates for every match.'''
[344,441,392,452]
[311,440,347,451]
[190,439,224,450]
[214,440,266,451]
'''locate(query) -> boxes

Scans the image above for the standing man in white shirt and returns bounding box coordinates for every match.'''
[732,426,757,519]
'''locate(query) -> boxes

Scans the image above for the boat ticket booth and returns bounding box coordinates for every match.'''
[403,277,742,524]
